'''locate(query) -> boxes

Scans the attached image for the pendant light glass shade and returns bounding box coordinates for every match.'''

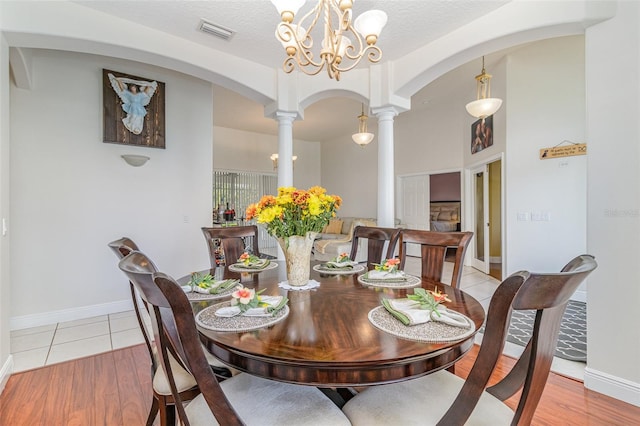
[466,56,502,119]
[352,104,374,146]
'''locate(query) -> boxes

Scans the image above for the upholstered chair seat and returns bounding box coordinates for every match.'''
[184,373,351,426]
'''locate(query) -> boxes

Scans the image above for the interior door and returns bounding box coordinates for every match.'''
[400,175,430,257]
[470,165,490,274]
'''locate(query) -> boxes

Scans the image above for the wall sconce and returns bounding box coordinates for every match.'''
[270,153,298,170]
[121,154,150,167]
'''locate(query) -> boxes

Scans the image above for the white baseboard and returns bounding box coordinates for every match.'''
[584,367,640,407]
[10,299,133,331]
[0,355,13,396]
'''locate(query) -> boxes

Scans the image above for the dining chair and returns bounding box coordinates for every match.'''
[349,225,401,270]
[147,270,352,426]
[114,248,201,426]
[398,230,473,289]
[342,254,597,426]
[201,225,260,268]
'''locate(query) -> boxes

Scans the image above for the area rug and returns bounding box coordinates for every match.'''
[481,300,587,362]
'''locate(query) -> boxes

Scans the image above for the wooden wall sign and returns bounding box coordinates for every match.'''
[103,69,166,149]
[539,143,587,160]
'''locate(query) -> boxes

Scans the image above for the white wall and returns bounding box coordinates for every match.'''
[9,50,213,328]
[0,36,12,391]
[213,126,321,191]
[396,98,466,176]
[320,133,378,218]
[503,36,587,280]
[585,1,640,406]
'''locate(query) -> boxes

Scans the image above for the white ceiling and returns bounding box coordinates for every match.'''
[75,0,512,141]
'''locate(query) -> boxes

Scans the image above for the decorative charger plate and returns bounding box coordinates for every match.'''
[368,306,476,343]
[313,263,365,275]
[228,261,278,273]
[184,285,236,301]
[357,273,421,289]
[196,300,289,332]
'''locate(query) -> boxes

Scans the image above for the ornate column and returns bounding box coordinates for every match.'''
[275,111,297,188]
[372,107,399,227]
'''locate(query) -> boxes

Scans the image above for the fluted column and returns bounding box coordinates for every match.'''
[275,111,297,188]
[373,107,399,227]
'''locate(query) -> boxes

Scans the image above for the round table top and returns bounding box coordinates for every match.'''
[181,262,485,387]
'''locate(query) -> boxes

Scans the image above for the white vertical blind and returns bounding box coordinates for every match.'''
[213,170,278,250]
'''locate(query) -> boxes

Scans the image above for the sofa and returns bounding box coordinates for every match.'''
[313,217,400,262]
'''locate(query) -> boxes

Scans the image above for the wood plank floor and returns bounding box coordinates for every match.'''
[1,344,639,425]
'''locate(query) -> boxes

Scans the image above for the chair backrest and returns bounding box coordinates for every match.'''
[398,229,473,288]
[438,254,597,426]
[108,238,157,370]
[152,271,243,425]
[350,226,401,270]
[201,225,260,268]
[108,237,140,259]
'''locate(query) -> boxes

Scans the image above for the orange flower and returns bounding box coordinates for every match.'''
[292,190,310,205]
[384,258,400,268]
[258,195,276,209]
[428,288,452,303]
[245,204,257,220]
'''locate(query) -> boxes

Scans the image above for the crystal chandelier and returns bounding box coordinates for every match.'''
[352,104,374,146]
[270,0,388,80]
[465,56,503,120]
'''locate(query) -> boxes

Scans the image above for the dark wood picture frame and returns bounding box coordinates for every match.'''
[471,115,493,154]
[103,69,165,149]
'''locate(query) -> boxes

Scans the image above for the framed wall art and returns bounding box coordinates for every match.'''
[471,115,493,154]
[103,69,165,148]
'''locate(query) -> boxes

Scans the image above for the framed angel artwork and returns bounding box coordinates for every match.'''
[103,69,166,148]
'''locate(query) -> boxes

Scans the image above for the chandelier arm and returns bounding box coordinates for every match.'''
[285,57,326,76]
[332,46,382,73]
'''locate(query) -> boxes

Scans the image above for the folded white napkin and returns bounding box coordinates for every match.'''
[384,299,469,327]
[215,295,284,317]
[367,270,406,280]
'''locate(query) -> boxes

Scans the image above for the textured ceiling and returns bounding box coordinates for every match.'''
[75,0,511,141]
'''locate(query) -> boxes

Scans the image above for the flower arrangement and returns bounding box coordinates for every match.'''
[373,258,401,273]
[187,272,215,290]
[333,252,351,263]
[238,252,260,265]
[245,186,342,239]
[230,285,267,313]
[407,287,451,318]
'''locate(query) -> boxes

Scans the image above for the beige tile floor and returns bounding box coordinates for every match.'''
[10,259,584,380]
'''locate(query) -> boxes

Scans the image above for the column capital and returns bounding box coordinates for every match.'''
[371,105,403,118]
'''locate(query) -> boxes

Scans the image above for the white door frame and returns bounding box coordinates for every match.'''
[463,153,505,276]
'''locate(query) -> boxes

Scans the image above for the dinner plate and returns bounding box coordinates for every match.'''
[196,300,289,332]
[313,263,365,275]
[357,272,421,289]
[228,261,278,273]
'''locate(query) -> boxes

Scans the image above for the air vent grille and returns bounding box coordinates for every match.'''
[199,20,235,41]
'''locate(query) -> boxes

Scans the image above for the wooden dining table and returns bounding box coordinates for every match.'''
[180,261,485,388]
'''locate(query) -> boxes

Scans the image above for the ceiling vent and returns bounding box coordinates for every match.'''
[199,19,235,41]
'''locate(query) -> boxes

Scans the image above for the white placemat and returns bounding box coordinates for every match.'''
[278,279,321,290]
[313,263,365,275]
[196,301,289,332]
[357,273,421,289]
[368,305,476,343]
[228,261,278,273]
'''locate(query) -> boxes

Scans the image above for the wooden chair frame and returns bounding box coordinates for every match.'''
[349,226,401,270]
[201,225,260,268]
[398,230,473,288]
[115,248,200,426]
